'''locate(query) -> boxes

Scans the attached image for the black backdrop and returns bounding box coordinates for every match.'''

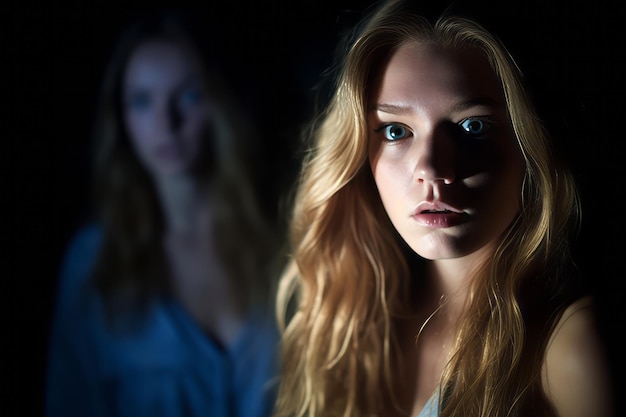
[10,0,625,415]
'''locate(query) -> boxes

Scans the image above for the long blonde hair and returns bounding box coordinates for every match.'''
[275,1,582,416]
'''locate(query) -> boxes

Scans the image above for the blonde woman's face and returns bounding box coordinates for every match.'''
[122,40,210,179]
[368,43,525,261]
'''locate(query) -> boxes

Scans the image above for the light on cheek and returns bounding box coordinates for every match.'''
[462,172,490,188]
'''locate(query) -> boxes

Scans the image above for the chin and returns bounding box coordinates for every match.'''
[410,238,479,261]
[150,164,194,179]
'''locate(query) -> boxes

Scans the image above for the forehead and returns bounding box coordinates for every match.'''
[371,42,505,110]
[123,39,200,88]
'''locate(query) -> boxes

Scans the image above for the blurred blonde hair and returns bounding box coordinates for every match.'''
[275,1,581,416]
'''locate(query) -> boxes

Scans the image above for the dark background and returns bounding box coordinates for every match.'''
[10,0,625,415]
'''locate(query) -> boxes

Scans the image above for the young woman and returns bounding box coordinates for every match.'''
[45,10,284,417]
[273,1,613,416]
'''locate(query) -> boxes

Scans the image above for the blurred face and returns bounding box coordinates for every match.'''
[122,39,210,179]
[368,42,525,261]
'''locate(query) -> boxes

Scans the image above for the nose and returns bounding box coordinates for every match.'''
[167,101,183,132]
[156,100,182,134]
[413,125,455,185]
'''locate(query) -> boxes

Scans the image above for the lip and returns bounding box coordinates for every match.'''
[411,201,469,228]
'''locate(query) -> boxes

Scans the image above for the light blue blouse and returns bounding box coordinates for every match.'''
[45,224,280,417]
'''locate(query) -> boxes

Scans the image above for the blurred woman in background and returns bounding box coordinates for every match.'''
[45,9,284,417]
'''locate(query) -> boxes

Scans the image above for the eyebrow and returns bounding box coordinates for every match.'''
[449,97,502,113]
[369,97,502,115]
[369,103,413,115]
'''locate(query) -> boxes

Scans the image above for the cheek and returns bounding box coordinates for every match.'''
[369,151,407,217]
[124,111,155,151]
[477,155,525,233]
[494,145,525,199]
[179,112,211,167]
[182,107,210,140]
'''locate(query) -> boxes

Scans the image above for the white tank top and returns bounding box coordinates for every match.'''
[416,388,440,417]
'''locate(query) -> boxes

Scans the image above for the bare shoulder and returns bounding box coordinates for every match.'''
[542,296,614,417]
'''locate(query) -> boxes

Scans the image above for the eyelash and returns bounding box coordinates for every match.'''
[373,123,412,142]
[458,116,494,139]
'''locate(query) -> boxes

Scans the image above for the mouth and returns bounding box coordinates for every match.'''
[411,201,468,228]
[155,143,182,159]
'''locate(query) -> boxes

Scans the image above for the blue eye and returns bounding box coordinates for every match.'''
[127,92,151,110]
[179,87,203,109]
[459,117,491,137]
[376,124,409,141]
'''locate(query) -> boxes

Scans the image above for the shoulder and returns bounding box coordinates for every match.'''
[63,223,103,260]
[55,223,104,306]
[59,223,103,278]
[542,296,614,417]
[48,224,105,363]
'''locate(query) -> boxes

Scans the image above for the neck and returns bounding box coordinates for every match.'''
[423,253,486,319]
[153,174,211,236]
